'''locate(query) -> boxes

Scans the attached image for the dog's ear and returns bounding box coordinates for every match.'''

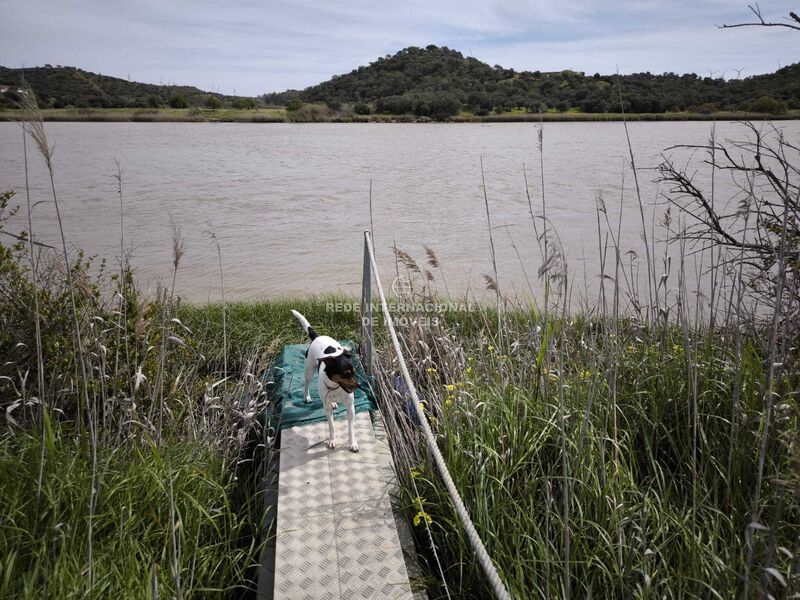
[320,356,338,369]
[342,349,353,358]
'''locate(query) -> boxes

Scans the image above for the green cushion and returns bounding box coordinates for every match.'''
[264,341,375,430]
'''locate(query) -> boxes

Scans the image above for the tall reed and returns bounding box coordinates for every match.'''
[1,99,276,596]
[371,119,798,597]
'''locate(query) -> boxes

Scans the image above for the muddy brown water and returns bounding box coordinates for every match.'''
[1,120,796,309]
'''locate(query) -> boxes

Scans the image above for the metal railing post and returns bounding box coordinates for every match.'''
[361,231,373,379]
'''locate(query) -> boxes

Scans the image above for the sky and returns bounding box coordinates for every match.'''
[1,0,798,96]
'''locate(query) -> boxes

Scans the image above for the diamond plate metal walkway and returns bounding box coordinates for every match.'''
[274,411,415,600]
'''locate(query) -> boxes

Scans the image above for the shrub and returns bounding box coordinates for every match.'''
[286,97,303,112]
[353,102,371,115]
[413,93,459,121]
[694,102,718,114]
[747,95,788,115]
[286,103,331,122]
[377,95,414,114]
[168,94,188,109]
[232,97,256,110]
[205,95,222,110]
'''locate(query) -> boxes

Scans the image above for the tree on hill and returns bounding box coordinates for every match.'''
[261,45,800,117]
[0,65,257,109]
[169,94,188,109]
[232,97,256,109]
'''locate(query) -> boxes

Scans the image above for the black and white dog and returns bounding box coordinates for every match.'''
[291,310,360,452]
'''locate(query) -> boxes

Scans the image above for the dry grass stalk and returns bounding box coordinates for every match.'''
[19,85,98,591]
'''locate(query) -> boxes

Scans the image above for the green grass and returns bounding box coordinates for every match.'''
[0,424,263,599]
[0,186,280,598]
[179,293,797,597]
[179,295,363,370]
[452,109,800,122]
[3,107,797,123]
[371,302,799,598]
[2,281,798,597]
[0,293,366,599]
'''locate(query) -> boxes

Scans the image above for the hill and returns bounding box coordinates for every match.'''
[2,49,797,119]
[0,65,250,109]
[263,45,800,119]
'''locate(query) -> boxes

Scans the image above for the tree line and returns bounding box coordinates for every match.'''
[0,65,258,110]
[3,48,797,120]
[264,45,800,120]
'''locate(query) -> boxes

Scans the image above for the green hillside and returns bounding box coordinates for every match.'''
[0,65,254,109]
[3,47,797,119]
[264,45,800,119]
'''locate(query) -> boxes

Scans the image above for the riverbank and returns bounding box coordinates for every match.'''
[1,250,797,597]
[1,106,796,123]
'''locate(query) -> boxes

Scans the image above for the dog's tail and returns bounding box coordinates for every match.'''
[291,310,318,341]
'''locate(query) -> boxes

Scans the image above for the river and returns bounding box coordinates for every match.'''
[1,120,796,307]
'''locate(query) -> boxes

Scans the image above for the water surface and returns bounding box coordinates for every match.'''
[1,121,795,305]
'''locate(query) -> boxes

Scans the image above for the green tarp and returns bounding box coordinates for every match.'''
[265,341,375,430]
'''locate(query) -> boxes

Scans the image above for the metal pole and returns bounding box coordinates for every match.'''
[361,231,373,379]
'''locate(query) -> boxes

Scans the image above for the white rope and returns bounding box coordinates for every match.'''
[364,232,513,600]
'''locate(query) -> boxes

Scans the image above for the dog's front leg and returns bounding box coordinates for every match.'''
[325,401,336,449]
[345,395,358,452]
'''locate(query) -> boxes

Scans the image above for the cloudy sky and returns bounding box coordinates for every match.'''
[2,0,798,96]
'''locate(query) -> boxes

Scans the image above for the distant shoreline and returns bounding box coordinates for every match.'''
[0,107,796,123]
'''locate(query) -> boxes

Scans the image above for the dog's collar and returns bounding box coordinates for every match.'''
[324,381,356,394]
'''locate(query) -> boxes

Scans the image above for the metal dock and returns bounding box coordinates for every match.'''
[261,231,511,599]
[273,412,416,599]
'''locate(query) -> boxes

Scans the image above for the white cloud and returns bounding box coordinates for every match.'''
[479,23,796,77]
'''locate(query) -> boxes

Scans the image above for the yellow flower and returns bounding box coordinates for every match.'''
[413,510,433,527]
[446,383,455,392]
[410,467,422,478]
[466,366,474,376]
[445,394,455,407]
[579,369,592,381]
[487,345,495,352]
[426,367,438,375]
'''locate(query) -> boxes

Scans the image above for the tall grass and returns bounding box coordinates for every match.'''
[372,124,799,599]
[373,287,796,598]
[0,427,261,598]
[0,102,287,597]
[0,235,277,597]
